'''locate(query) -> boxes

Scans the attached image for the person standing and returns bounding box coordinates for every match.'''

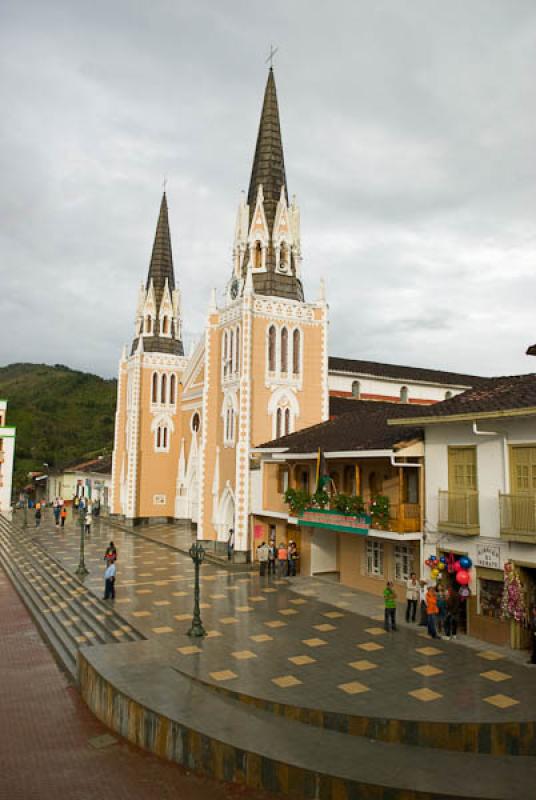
[53,499,61,528]
[528,607,536,665]
[426,585,440,639]
[384,581,397,631]
[288,541,299,577]
[277,542,288,577]
[405,572,419,623]
[257,541,269,576]
[73,495,79,517]
[445,587,460,640]
[268,541,276,576]
[84,506,92,536]
[35,505,41,528]
[103,560,116,600]
[104,541,117,564]
[418,581,428,626]
[437,586,447,635]
[227,528,234,561]
[60,506,67,528]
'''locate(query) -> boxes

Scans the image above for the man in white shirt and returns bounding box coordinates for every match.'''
[104,561,116,600]
[405,572,419,623]
[257,542,269,576]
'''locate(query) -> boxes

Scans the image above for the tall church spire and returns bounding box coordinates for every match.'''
[247,67,288,235]
[131,193,184,356]
[231,69,304,302]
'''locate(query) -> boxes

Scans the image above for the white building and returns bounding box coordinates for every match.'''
[389,373,536,650]
[0,400,16,518]
[47,456,112,509]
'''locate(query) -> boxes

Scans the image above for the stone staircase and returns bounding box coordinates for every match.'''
[0,514,144,680]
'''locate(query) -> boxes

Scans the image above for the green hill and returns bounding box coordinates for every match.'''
[0,363,117,491]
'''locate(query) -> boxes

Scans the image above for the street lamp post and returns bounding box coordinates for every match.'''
[75,507,89,578]
[187,541,206,637]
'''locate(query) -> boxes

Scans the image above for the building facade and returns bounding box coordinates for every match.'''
[0,400,15,518]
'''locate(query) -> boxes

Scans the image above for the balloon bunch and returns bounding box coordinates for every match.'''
[425,553,473,585]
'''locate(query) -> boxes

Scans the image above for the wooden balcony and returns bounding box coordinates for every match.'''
[370,503,421,534]
[500,494,536,543]
[438,490,480,536]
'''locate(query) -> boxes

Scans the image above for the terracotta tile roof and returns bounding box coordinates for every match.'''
[388,373,536,421]
[329,396,416,418]
[260,401,423,453]
[329,356,487,387]
[65,456,112,474]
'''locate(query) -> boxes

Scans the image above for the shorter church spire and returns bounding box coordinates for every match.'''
[131,193,184,356]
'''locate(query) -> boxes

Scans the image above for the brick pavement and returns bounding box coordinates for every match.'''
[0,565,278,800]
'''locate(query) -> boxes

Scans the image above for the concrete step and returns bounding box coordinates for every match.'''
[0,515,144,680]
[81,640,536,800]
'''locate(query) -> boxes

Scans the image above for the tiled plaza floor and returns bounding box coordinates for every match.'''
[30,513,536,725]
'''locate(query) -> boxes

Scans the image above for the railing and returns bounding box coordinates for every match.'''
[370,503,421,534]
[438,490,479,535]
[500,494,536,540]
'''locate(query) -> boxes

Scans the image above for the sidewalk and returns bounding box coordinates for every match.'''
[0,565,277,800]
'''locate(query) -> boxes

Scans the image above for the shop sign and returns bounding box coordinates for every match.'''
[475,543,501,570]
[299,508,371,535]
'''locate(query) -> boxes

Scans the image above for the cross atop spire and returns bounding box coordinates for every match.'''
[247,67,288,235]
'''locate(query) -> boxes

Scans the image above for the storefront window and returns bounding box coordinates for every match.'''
[366,540,384,577]
[479,578,503,619]
[394,544,414,582]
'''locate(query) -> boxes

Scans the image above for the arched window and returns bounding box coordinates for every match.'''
[169,374,176,405]
[163,427,168,448]
[352,380,361,399]
[145,315,152,334]
[253,241,262,268]
[222,330,228,377]
[162,316,169,335]
[191,412,200,432]
[281,327,288,373]
[284,408,291,436]
[156,427,161,448]
[400,386,409,404]
[235,325,240,374]
[268,325,276,372]
[445,390,453,400]
[229,329,234,373]
[276,408,282,439]
[293,329,300,375]
[152,372,158,403]
[161,373,167,404]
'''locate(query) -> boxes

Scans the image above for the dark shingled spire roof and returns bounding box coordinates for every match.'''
[247,67,288,234]
[131,193,184,356]
[243,69,304,301]
[146,192,175,309]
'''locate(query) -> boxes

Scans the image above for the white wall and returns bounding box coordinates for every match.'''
[328,372,465,403]
[0,431,15,516]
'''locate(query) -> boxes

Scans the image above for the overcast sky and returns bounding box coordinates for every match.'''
[1,0,536,379]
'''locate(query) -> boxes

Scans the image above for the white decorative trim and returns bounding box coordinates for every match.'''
[253,297,314,321]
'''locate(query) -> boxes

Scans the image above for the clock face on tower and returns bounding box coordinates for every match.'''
[230,278,239,300]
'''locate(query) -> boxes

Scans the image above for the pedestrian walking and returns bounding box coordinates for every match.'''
[60,506,67,528]
[53,500,61,527]
[267,541,276,576]
[277,542,288,577]
[73,495,79,516]
[35,506,41,528]
[405,572,419,623]
[426,585,440,639]
[227,528,234,561]
[84,507,92,536]
[528,607,536,665]
[418,581,428,626]
[257,541,269,576]
[103,560,116,600]
[384,581,397,631]
[445,587,460,639]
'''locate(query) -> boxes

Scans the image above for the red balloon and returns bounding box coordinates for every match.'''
[456,569,470,585]
[453,560,462,572]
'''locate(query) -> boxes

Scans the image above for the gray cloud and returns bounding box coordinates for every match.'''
[1,0,536,379]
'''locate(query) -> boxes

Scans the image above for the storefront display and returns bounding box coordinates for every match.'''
[479,578,503,619]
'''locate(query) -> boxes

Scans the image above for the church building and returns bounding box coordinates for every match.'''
[111,69,482,561]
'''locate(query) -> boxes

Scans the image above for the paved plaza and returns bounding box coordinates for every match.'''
[27,513,536,723]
